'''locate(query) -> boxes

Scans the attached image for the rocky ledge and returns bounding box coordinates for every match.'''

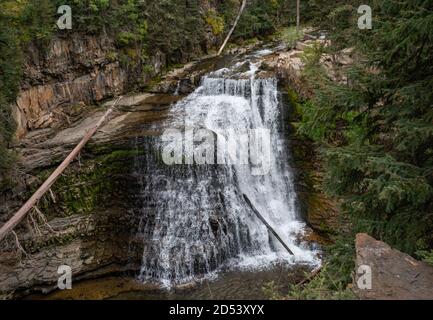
[354,233,433,300]
[0,92,180,299]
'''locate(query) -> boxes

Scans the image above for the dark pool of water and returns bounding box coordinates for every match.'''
[30,265,313,300]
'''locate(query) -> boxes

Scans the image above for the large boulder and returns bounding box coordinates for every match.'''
[354,233,433,300]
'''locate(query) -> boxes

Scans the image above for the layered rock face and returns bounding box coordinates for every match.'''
[0,92,176,298]
[0,207,144,298]
[0,36,231,296]
[1,33,167,297]
[12,33,167,138]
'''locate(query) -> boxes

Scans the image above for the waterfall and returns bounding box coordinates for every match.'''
[133,52,320,287]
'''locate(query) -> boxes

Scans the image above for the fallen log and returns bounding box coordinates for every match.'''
[296,266,322,286]
[0,97,122,242]
[243,194,294,255]
[217,0,247,56]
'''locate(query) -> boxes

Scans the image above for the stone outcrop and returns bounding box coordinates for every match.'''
[261,38,354,100]
[354,233,433,300]
[0,207,143,298]
[15,63,127,135]
[12,33,169,139]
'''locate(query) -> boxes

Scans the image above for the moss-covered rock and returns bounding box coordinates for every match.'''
[34,148,143,219]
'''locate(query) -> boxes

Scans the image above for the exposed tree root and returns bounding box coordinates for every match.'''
[11,231,29,259]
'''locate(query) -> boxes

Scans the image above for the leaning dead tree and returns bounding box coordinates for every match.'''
[217,0,247,56]
[243,194,294,255]
[0,97,122,243]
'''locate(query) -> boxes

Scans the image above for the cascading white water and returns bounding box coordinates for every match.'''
[135,51,320,287]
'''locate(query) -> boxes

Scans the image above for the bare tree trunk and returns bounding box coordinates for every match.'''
[0,97,122,242]
[243,194,294,255]
[217,0,247,56]
[296,0,301,35]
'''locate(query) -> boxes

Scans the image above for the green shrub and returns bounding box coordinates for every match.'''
[280,26,303,49]
[205,9,225,36]
[297,0,433,255]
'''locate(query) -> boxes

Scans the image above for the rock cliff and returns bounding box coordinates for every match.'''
[13,33,167,139]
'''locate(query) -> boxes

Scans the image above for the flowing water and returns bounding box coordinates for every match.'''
[132,49,320,288]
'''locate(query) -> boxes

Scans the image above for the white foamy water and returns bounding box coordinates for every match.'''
[135,51,320,287]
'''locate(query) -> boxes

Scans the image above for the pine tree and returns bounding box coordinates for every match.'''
[299,0,433,254]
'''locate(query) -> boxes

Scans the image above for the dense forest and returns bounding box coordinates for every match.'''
[0,0,432,300]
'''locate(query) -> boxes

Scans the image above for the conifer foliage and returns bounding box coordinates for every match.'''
[300,0,433,254]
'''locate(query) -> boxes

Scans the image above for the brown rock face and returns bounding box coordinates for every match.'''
[354,233,433,300]
[15,63,127,135]
[0,208,144,298]
[0,92,180,298]
[12,33,165,139]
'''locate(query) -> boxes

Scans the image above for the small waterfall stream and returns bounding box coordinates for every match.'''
[132,49,320,287]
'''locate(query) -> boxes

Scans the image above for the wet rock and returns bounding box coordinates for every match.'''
[0,209,144,298]
[102,93,152,108]
[354,234,433,300]
[298,192,339,234]
[298,226,332,246]
[260,49,308,98]
[177,79,195,95]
